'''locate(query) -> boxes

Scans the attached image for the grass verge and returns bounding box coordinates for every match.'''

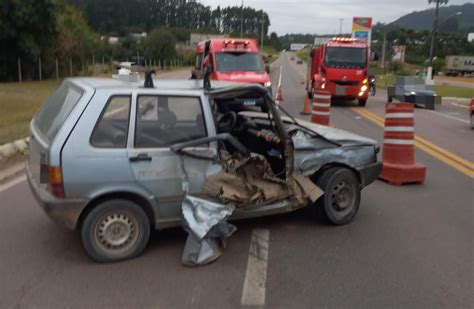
[0,80,60,145]
[376,74,474,98]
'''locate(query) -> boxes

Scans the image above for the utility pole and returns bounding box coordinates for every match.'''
[381,32,387,70]
[427,0,448,81]
[339,18,344,35]
[261,10,264,51]
[240,0,244,37]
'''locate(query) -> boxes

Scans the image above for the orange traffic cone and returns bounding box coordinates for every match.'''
[300,95,311,115]
[275,87,284,102]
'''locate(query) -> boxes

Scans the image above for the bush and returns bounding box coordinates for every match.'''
[144,28,177,62]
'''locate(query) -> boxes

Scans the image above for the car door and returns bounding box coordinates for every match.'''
[127,92,221,220]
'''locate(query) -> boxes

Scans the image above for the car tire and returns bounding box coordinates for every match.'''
[81,199,150,263]
[312,167,361,225]
[358,98,367,107]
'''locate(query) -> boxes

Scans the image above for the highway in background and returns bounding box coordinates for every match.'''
[0,58,472,308]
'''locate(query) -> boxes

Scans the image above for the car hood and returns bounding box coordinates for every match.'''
[287,118,377,147]
[214,71,270,84]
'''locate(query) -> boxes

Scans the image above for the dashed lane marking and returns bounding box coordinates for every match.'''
[241,229,270,307]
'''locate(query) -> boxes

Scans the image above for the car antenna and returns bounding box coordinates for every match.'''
[144,70,156,88]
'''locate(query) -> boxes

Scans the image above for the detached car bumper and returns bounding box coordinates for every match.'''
[26,166,88,230]
[356,161,382,188]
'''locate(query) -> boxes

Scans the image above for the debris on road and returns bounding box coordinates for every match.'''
[181,195,236,267]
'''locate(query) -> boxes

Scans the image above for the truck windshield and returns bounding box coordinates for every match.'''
[215,52,264,72]
[324,47,367,69]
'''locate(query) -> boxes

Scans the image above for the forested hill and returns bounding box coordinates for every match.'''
[388,3,474,32]
[65,0,270,37]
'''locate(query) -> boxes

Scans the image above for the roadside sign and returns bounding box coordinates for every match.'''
[352,17,372,47]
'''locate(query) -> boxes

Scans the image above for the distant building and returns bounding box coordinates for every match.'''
[290,44,308,51]
[189,33,229,47]
[101,36,120,45]
[468,33,474,43]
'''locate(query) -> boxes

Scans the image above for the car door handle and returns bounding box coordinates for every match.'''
[129,153,152,162]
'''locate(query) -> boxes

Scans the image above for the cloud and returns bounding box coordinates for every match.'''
[199,0,469,34]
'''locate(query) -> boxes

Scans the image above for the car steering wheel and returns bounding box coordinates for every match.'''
[217,112,237,133]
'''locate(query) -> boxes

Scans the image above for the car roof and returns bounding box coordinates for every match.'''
[67,77,242,92]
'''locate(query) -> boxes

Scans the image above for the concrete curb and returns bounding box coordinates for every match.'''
[0,162,25,183]
[442,97,471,106]
[0,137,29,161]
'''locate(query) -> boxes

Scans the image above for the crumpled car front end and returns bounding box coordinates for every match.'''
[287,120,382,188]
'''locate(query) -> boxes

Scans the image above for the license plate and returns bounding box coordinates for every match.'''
[336,85,346,96]
[243,100,256,106]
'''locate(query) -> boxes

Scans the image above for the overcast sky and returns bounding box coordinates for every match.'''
[199,0,470,34]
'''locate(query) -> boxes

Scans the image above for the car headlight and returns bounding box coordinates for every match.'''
[264,81,272,88]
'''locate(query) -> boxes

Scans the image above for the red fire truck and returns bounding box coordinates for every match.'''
[307,37,370,106]
[192,38,272,93]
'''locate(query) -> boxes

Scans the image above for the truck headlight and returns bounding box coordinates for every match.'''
[264,81,272,88]
[361,85,368,92]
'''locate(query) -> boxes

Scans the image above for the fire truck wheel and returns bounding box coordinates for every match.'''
[358,99,367,107]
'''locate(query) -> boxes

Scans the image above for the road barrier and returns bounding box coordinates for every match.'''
[379,102,426,185]
[311,90,331,126]
[275,87,284,103]
[300,95,311,115]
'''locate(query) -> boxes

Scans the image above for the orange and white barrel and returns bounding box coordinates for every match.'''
[379,102,426,185]
[311,90,331,126]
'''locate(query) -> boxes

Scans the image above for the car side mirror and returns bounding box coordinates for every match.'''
[265,65,270,74]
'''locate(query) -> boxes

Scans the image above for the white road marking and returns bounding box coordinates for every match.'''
[449,102,469,109]
[427,110,470,124]
[241,229,270,307]
[0,175,26,193]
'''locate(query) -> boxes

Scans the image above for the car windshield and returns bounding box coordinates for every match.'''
[215,52,264,72]
[324,47,367,68]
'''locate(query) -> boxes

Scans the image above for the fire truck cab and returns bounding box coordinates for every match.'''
[307,37,369,106]
[192,38,272,93]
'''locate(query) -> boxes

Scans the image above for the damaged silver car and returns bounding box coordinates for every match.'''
[27,74,382,263]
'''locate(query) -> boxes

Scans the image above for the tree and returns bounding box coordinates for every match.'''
[268,32,281,51]
[144,29,177,62]
[56,4,104,71]
[0,0,59,80]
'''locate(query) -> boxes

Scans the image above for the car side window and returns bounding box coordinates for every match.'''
[90,96,131,148]
[135,96,207,148]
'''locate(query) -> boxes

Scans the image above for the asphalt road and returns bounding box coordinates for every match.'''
[0,58,472,308]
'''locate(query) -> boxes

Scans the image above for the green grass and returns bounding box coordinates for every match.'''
[376,74,474,98]
[434,85,474,98]
[296,49,308,62]
[0,80,60,144]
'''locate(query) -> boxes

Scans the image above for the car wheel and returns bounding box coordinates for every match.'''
[81,199,150,263]
[358,98,367,107]
[312,167,361,225]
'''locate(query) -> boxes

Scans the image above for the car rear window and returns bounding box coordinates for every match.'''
[34,83,83,142]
